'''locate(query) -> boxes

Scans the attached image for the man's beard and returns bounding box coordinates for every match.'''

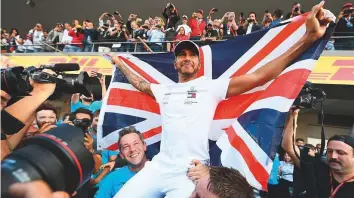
[176,61,199,77]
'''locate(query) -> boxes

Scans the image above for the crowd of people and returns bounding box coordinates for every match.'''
[1,2,354,198]
[1,2,354,53]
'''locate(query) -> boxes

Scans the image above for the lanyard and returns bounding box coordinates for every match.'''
[329,172,354,198]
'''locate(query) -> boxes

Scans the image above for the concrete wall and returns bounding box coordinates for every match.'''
[296,111,351,146]
[1,0,347,35]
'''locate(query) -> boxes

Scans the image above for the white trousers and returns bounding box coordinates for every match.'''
[114,160,195,198]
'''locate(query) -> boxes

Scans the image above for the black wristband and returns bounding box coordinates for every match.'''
[1,133,7,140]
[1,110,25,135]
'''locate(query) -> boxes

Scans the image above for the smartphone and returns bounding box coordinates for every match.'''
[212,8,218,12]
[240,12,244,18]
[265,10,269,13]
[96,72,103,78]
[107,14,113,17]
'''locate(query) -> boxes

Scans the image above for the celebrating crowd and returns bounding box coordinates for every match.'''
[1,2,354,53]
[1,2,354,198]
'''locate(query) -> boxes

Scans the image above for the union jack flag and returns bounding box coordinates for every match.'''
[98,14,334,190]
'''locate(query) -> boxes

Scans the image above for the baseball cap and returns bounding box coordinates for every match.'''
[182,15,188,19]
[342,3,353,10]
[328,135,354,149]
[197,9,203,14]
[174,40,200,57]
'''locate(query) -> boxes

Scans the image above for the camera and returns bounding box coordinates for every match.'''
[294,7,300,12]
[1,124,94,197]
[343,8,354,15]
[72,118,92,132]
[0,63,92,99]
[293,81,326,109]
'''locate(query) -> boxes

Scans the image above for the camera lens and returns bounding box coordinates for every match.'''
[1,124,94,196]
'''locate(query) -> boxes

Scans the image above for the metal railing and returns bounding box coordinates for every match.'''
[1,36,354,54]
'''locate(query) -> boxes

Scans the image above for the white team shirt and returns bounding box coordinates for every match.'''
[151,76,230,167]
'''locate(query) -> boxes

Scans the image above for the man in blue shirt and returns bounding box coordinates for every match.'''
[71,72,106,113]
[147,24,165,52]
[94,126,148,198]
[269,9,283,28]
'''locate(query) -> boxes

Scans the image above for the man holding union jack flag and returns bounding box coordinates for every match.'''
[106,2,332,197]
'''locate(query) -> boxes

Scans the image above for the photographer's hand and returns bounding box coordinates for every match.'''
[84,133,94,153]
[9,180,69,198]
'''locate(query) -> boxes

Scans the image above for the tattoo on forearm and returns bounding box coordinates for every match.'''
[117,64,153,97]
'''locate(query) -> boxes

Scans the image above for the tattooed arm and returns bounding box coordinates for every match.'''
[111,56,154,97]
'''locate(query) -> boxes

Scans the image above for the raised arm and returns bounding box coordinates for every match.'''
[282,109,300,168]
[226,1,330,98]
[112,56,154,97]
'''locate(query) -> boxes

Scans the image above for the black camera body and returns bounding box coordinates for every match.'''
[1,64,92,99]
[293,81,326,109]
[1,124,94,197]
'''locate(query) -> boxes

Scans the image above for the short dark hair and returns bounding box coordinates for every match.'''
[304,144,316,151]
[296,138,304,143]
[117,126,145,150]
[208,167,254,198]
[71,108,93,122]
[36,102,57,117]
[249,12,257,18]
[62,113,71,120]
[93,110,100,118]
[273,9,283,18]
[43,29,49,34]
[292,1,300,6]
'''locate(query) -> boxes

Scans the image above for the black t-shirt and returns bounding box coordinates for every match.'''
[298,156,354,198]
[205,29,218,38]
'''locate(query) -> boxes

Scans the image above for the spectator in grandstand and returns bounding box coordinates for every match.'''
[71,71,106,112]
[147,24,165,52]
[97,23,111,52]
[42,29,55,52]
[189,9,207,40]
[163,3,180,51]
[83,20,98,52]
[269,9,283,28]
[188,160,254,198]
[244,12,262,35]
[64,27,84,52]
[8,28,24,53]
[62,23,73,52]
[334,3,354,50]
[262,11,273,28]
[48,23,64,46]
[110,23,129,52]
[285,2,302,19]
[30,23,45,52]
[278,153,294,198]
[176,15,192,36]
[221,12,238,39]
[1,29,10,53]
[201,23,218,45]
[130,20,149,52]
[23,34,34,53]
[316,143,322,153]
[173,27,190,50]
[94,126,148,198]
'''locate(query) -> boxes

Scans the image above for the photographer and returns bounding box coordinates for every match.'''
[221,12,238,39]
[71,71,106,113]
[334,3,354,50]
[162,3,180,51]
[243,12,261,35]
[282,109,354,198]
[285,2,302,19]
[82,20,98,52]
[1,69,56,160]
[110,23,129,52]
[189,9,207,40]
